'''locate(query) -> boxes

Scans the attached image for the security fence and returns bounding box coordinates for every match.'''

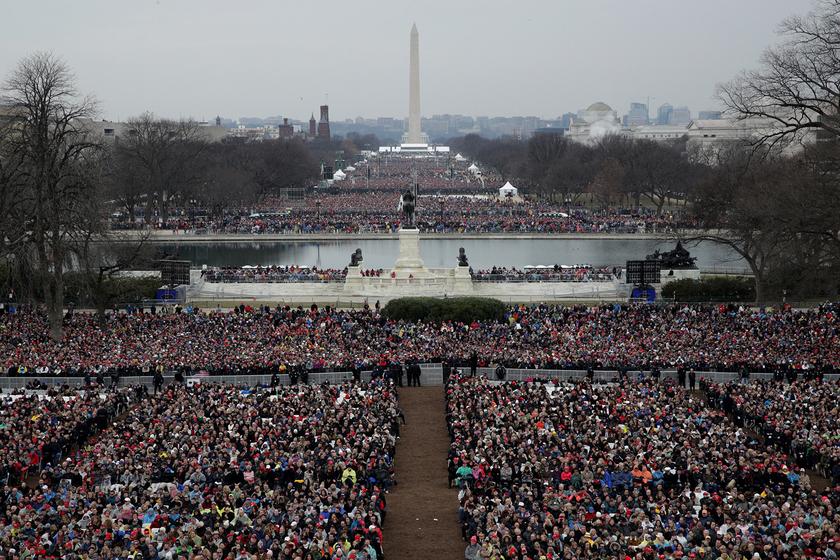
[1,364,833,390]
[469,368,839,384]
[0,364,444,390]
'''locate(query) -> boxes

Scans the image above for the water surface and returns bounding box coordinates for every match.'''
[157,239,744,271]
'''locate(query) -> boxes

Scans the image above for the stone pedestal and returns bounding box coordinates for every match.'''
[454,265,473,291]
[393,228,426,272]
[344,266,363,289]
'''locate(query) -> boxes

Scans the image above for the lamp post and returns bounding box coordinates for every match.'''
[316,200,321,220]
[439,199,445,223]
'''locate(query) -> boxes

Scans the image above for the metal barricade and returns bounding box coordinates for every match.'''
[0,372,355,390]
[2,368,836,391]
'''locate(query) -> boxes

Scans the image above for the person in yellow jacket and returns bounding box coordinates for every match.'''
[341,465,357,486]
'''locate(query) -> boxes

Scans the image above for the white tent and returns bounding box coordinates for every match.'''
[333,169,346,181]
[467,163,479,174]
[345,166,356,172]
[455,153,467,162]
[499,182,518,197]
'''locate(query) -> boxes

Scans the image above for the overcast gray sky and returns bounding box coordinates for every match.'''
[1,0,815,122]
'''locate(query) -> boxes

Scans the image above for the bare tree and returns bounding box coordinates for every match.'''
[74,227,153,319]
[543,142,597,205]
[1,52,102,338]
[526,133,568,194]
[594,134,643,207]
[718,0,840,146]
[0,107,28,259]
[252,139,318,198]
[687,144,832,302]
[106,145,147,225]
[634,139,694,215]
[451,134,527,183]
[588,158,625,210]
[115,113,207,225]
[201,143,260,217]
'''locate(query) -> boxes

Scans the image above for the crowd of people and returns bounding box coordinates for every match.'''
[704,379,840,484]
[2,292,840,558]
[0,381,399,559]
[109,156,700,235]
[114,203,695,236]
[0,387,144,487]
[2,303,839,378]
[448,375,839,559]
[335,158,494,194]
[200,264,619,285]
[202,266,347,284]
[471,266,617,283]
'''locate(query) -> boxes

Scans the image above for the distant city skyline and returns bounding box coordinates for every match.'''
[1,0,813,122]
[216,101,710,127]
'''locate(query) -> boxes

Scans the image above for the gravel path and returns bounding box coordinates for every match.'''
[384,386,463,559]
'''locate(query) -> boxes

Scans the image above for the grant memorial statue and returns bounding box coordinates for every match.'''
[397,189,417,229]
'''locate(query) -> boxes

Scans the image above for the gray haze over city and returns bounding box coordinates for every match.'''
[1,0,814,122]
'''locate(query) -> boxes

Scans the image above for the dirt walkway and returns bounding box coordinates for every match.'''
[384,386,462,559]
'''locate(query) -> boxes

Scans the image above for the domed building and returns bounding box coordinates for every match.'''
[567,101,623,143]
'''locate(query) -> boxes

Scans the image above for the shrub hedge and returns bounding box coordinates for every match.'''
[381,296,506,323]
[661,277,755,302]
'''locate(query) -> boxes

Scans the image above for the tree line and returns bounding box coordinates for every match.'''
[451,132,699,216]
[0,53,341,337]
[451,126,840,301]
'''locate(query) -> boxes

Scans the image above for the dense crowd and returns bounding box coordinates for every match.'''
[202,266,347,284]
[448,376,840,559]
[0,381,399,559]
[337,158,493,194]
[201,265,618,285]
[705,379,840,484]
[0,387,143,487]
[109,157,699,235]
[114,203,694,236]
[471,266,616,283]
[1,303,838,378]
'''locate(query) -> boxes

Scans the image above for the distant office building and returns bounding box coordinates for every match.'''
[698,110,723,120]
[558,112,576,129]
[623,102,649,127]
[657,103,673,126]
[317,105,331,140]
[278,117,294,139]
[309,113,317,137]
[670,106,692,126]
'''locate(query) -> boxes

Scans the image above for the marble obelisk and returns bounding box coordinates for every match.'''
[407,23,422,144]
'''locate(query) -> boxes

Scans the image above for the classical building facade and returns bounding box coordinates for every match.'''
[566,102,624,142]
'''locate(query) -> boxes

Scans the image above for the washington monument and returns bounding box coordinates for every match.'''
[404,23,427,144]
